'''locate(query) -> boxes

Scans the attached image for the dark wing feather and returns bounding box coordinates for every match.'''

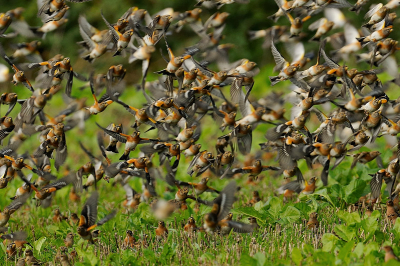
[97,210,117,226]
[216,181,237,221]
[81,191,99,227]
[229,221,254,233]
[96,122,127,143]
[369,172,383,199]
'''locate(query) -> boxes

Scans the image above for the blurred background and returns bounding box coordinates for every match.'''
[2,0,395,82]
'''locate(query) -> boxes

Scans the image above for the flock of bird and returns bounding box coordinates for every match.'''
[0,0,400,264]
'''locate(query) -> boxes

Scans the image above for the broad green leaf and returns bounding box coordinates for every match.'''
[291,247,303,266]
[361,216,378,235]
[294,202,311,219]
[364,254,378,266]
[334,224,355,242]
[342,179,367,204]
[313,189,336,207]
[370,210,381,220]
[375,230,386,243]
[233,207,267,225]
[303,244,314,255]
[386,259,400,266]
[267,197,282,220]
[363,242,380,256]
[254,201,264,211]
[338,211,361,225]
[314,250,336,266]
[34,237,46,255]
[392,218,400,241]
[253,252,266,266]
[322,233,339,252]
[308,196,319,213]
[76,246,99,266]
[353,242,364,259]
[330,184,342,198]
[240,253,258,266]
[279,206,300,224]
[338,240,354,263]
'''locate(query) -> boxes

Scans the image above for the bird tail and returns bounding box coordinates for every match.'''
[309,36,320,42]
[113,50,122,57]
[269,76,281,86]
[119,152,130,161]
[82,54,94,63]
[105,144,118,153]
[29,27,45,39]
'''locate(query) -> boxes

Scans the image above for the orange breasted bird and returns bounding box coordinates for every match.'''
[3,55,34,92]
[155,221,168,240]
[97,123,158,160]
[77,191,116,244]
[232,159,280,179]
[202,181,254,234]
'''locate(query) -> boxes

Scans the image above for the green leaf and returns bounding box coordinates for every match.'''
[361,216,378,235]
[313,189,336,207]
[364,254,377,266]
[293,202,311,219]
[321,233,339,252]
[33,237,46,255]
[334,224,355,242]
[303,244,314,255]
[279,206,300,224]
[342,179,367,204]
[233,207,267,225]
[267,197,282,220]
[253,252,266,266]
[338,240,354,263]
[363,242,380,256]
[338,211,361,225]
[76,246,99,266]
[385,259,400,266]
[314,250,336,266]
[353,242,364,259]
[330,184,342,198]
[392,218,400,241]
[240,253,258,266]
[370,210,381,220]
[254,201,264,211]
[291,247,303,266]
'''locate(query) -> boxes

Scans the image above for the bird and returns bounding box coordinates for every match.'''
[155,221,168,240]
[184,217,197,234]
[384,246,399,262]
[77,191,117,244]
[3,55,34,92]
[122,230,136,249]
[306,212,319,230]
[64,232,74,247]
[202,181,254,234]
